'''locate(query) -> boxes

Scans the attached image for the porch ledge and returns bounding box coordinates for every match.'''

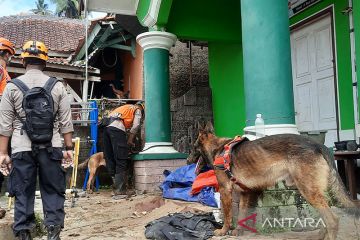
[131,152,188,160]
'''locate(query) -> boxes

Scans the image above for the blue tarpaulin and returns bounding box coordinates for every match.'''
[160,164,218,207]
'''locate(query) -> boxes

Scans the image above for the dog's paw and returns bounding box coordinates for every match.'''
[214,228,227,236]
[230,229,238,236]
[231,229,244,236]
[318,228,326,240]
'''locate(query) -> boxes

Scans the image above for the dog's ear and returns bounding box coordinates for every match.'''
[204,121,214,133]
[196,119,206,132]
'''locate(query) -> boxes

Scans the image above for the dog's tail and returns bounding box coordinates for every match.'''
[78,157,90,170]
[321,146,360,217]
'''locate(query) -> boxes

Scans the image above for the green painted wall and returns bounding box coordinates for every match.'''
[354,0,360,124]
[166,0,241,42]
[290,0,354,130]
[136,0,173,29]
[136,0,151,24]
[208,42,246,137]
[157,0,173,28]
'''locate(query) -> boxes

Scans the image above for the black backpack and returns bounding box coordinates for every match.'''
[11,77,59,150]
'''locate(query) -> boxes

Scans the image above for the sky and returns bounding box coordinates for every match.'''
[0,0,42,17]
[0,0,106,19]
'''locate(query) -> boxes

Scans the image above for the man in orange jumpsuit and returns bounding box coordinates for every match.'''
[103,101,144,199]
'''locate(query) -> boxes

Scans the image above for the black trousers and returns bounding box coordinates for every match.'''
[8,148,66,235]
[103,127,128,176]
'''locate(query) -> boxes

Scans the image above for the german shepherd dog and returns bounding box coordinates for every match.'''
[78,152,106,193]
[187,121,359,240]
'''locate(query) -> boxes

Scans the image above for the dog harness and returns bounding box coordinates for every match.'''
[214,136,251,192]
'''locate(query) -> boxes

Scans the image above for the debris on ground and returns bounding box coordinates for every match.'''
[135,196,165,213]
[1,191,359,239]
[144,212,221,240]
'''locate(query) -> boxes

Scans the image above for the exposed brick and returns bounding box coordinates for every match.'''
[135,182,162,192]
[135,175,164,184]
[173,159,187,167]
[134,166,166,176]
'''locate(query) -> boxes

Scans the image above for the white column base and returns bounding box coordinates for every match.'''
[243,124,299,141]
[138,142,180,154]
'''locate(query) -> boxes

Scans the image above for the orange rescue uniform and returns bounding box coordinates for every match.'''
[110,104,141,129]
[0,64,10,95]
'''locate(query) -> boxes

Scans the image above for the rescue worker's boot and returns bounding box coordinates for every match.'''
[47,225,61,240]
[17,230,32,240]
[111,175,116,196]
[112,172,127,200]
[0,207,6,219]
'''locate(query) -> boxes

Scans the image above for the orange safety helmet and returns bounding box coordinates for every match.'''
[0,38,15,55]
[21,40,48,61]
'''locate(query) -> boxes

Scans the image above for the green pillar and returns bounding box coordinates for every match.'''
[143,48,171,142]
[135,31,187,160]
[241,0,298,136]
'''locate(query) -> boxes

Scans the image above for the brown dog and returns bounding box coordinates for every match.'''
[78,152,106,193]
[187,121,359,240]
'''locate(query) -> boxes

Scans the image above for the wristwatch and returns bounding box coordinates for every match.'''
[65,146,74,151]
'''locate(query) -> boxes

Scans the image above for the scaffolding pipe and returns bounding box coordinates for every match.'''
[82,0,89,102]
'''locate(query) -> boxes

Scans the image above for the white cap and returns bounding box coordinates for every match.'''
[256,113,262,118]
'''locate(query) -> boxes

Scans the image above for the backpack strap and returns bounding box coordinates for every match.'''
[10,78,30,94]
[9,79,28,133]
[43,77,59,93]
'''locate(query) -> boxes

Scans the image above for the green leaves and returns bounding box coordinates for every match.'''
[50,0,80,18]
[31,0,53,15]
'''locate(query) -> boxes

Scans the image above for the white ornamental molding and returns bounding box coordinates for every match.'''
[137,31,177,51]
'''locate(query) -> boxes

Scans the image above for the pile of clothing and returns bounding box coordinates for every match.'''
[145,212,221,240]
[160,164,219,207]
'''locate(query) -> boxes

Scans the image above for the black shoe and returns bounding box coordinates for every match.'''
[47,225,61,240]
[17,230,32,240]
[114,172,127,192]
[0,207,6,219]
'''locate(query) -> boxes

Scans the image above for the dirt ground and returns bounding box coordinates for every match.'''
[1,190,359,240]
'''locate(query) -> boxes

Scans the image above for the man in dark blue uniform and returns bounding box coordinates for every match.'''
[0,41,74,240]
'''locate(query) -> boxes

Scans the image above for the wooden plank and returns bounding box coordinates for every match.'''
[334,151,360,157]
[67,85,83,103]
[87,0,137,15]
[10,58,100,74]
[101,34,133,48]
[109,44,132,51]
[7,67,100,82]
[74,23,102,61]
[131,38,136,58]
[93,25,114,49]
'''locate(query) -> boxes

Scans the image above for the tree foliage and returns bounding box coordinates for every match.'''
[31,0,53,15]
[50,0,80,18]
